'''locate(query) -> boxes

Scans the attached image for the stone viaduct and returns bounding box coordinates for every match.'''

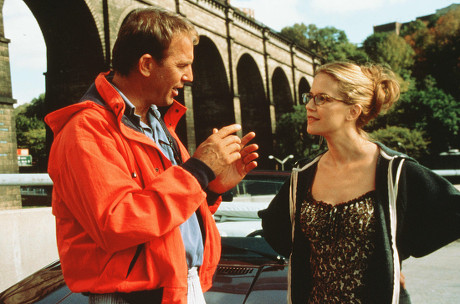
[0,0,321,207]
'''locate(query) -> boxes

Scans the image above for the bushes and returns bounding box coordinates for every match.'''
[370,126,429,160]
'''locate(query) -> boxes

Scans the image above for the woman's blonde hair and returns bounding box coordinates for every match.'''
[315,61,400,130]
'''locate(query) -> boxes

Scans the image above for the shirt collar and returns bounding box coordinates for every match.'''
[111,83,160,125]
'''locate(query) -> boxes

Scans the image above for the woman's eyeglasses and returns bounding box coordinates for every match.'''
[302,92,347,106]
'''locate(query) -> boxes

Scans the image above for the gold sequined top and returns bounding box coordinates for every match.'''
[300,190,377,304]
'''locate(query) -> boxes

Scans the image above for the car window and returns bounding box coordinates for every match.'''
[215,172,289,237]
[231,179,285,197]
[222,174,288,201]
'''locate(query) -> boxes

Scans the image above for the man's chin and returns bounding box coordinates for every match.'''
[155,98,175,107]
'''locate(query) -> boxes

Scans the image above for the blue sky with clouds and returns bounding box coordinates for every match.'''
[3,0,458,105]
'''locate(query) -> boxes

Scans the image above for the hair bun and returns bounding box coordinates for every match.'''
[362,64,400,119]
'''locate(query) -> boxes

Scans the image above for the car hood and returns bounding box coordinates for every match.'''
[204,262,287,304]
[204,237,288,304]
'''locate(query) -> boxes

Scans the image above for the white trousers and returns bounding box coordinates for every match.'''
[187,267,206,304]
[88,267,206,304]
[89,293,129,304]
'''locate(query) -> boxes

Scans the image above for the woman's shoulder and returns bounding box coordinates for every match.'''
[375,141,416,160]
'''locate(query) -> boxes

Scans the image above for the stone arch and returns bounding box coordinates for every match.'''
[115,4,149,33]
[298,76,311,104]
[23,0,105,112]
[272,67,293,120]
[111,4,151,60]
[192,35,234,145]
[82,0,105,53]
[236,53,272,169]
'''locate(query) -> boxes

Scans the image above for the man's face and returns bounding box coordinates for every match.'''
[148,33,194,107]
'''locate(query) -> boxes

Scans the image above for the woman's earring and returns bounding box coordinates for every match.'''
[319,136,324,147]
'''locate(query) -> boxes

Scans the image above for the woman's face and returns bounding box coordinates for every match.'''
[305,72,352,137]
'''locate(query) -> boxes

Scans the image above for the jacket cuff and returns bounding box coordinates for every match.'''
[181,158,216,189]
[205,189,221,206]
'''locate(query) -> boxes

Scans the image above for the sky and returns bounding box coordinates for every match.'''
[2,0,459,106]
[3,0,45,106]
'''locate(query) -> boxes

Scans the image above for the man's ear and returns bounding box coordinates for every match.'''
[138,54,154,77]
[347,104,362,121]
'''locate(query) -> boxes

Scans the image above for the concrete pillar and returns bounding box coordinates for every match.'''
[183,84,196,155]
[269,103,277,134]
[232,95,242,138]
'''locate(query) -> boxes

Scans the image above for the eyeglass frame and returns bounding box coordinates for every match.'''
[302,92,350,106]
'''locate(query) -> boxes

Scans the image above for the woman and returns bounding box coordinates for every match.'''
[259,61,460,304]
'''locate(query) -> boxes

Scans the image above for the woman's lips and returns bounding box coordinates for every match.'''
[307,116,318,123]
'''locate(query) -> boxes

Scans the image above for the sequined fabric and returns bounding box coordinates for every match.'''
[300,190,377,304]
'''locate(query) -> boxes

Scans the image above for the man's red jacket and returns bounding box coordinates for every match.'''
[45,72,222,304]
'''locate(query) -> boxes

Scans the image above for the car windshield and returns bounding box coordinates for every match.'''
[214,171,289,237]
[224,177,286,200]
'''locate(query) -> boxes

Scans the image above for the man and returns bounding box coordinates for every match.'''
[45,7,258,304]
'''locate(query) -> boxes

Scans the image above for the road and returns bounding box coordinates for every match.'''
[403,239,460,303]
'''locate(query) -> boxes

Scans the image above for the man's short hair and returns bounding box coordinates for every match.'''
[112,7,199,75]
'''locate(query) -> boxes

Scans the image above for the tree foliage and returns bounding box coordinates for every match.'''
[363,32,415,75]
[370,126,429,160]
[409,5,460,99]
[367,75,459,158]
[14,93,47,172]
[396,77,459,154]
[280,23,367,62]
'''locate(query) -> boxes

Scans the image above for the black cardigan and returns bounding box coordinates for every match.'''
[259,143,460,304]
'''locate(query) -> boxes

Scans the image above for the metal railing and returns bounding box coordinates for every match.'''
[0,172,458,188]
[433,169,460,177]
[0,174,53,186]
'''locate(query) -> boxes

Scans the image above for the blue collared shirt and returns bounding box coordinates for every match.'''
[114,88,204,268]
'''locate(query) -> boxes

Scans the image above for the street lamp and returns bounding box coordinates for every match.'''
[268,154,294,171]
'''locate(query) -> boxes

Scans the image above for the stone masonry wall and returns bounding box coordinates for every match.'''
[0,0,21,209]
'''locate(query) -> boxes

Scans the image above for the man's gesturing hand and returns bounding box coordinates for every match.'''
[207,130,258,194]
[192,124,244,177]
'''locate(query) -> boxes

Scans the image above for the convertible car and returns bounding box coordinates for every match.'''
[0,171,290,304]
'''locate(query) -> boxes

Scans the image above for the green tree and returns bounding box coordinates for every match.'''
[371,77,460,157]
[410,5,460,99]
[279,23,309,47]
[14,93,47,172]
[370,126,429,160]
[280,23,367,62]
[363,32,415,75]
[401,19,434,52]
[427,6,460,99]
